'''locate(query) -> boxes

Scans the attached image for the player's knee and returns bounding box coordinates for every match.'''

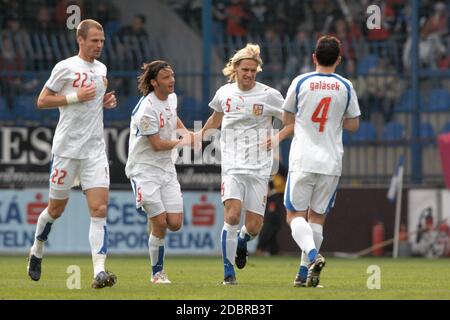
[154,218,168,230]
[224,208,240,225]
[48,204,66,219]
[47,207,64,219]
[226,214,240,225]
[246,224,262,237]
[92,204,107,218]
[168,222,182,232]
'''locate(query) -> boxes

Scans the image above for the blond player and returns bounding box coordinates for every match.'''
[197,44,293,285]
[27,19,117,289]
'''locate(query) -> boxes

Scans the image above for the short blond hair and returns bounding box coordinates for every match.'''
[76,19,103,39]
[222,43,263,82]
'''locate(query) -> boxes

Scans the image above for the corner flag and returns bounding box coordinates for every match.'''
[387,155,404,202]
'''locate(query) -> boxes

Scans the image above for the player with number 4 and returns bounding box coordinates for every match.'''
[282,35,360,288]
[27,19,117,289]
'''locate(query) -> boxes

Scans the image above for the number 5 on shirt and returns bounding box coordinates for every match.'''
[311,97,331,132]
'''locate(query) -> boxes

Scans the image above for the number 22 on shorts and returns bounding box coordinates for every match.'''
[51,168,67,185]
[311,97,331,132]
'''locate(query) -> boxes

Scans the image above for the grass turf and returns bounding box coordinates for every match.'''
[1,255,449,300]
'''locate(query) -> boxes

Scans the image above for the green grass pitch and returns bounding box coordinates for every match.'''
[1,255,449,300]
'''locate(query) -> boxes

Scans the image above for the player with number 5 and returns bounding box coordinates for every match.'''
[282,35,360,288]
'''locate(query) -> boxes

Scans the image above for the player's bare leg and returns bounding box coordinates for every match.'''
[236,211,263,269]
[86,187,116,289]
[28,198,67,281]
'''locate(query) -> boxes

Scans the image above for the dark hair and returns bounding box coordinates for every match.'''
[137,60,171,96]
[314,35,341,67]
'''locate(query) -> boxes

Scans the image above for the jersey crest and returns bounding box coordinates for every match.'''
[252,104,264,116]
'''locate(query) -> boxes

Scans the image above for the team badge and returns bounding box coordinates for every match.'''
[253,104,264,116]
[140,116,152,131]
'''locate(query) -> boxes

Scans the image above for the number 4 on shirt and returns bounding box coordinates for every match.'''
[311,97,331,132]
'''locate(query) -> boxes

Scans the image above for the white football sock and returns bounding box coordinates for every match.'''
[290,217,316,255]
[310,223,324,251]
[89,217,108,277]
[300,223,324,266]
[30,208,55,259]
[221,222,238,266]
[149,234,165,275]
[238,225,254,245]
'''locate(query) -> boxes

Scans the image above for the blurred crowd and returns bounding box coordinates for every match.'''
[167,0,449,71]
[166,0,450,123]
[0,0,152,108]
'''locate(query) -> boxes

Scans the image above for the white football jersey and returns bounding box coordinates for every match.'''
[125,92,178,178]
[283,72,361,176]
[209,82,284,177]
[45,55,107,159]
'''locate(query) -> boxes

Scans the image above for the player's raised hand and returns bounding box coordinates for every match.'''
[103,91,117,109]
[178,132,193,147]
[77,82,97,102]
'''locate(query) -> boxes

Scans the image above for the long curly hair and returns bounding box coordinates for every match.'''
[137,60,171,96]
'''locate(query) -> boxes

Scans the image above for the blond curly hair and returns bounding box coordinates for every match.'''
[222,43,263,82]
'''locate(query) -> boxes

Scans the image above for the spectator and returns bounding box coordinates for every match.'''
[261,27,284,90]
[365,56,402,122]
[0,35,24,109]
[403,22,446,70]
[92,0,117,27]
[34,6,56,33]
[225,0,249,40]
[280,29,313,94]
[247,0,267,37]
[0,0,21,29]
[346,59,367,105]
[212,1,227,43]
[119,14,148,39]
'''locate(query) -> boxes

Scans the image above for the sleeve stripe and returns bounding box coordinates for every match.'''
[131,96,145,116]
[325,74,351,113]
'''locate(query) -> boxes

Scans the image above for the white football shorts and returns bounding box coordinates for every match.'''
[284,170,339,214]
[130,170,183,217]
[221,174,269,216]
[49,153,110,200]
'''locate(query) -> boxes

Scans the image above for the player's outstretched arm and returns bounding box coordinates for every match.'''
[278,111,295,141]
[343,116,360,132]
[176,117,191,136]
[199,111,223,139]
[262,111,295,151]
[177,118,195,146]
[147,132,190,152]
